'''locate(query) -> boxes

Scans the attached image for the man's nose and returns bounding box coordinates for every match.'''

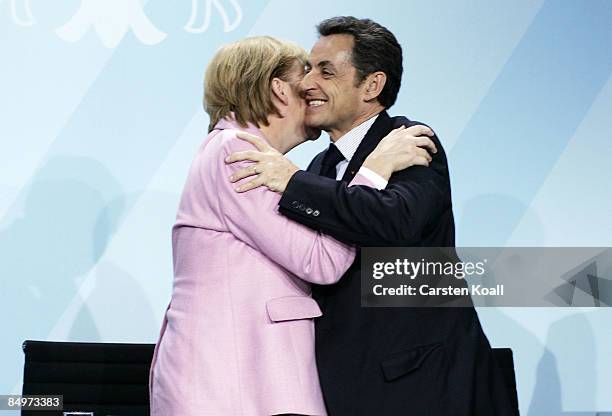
[299,70,316,94]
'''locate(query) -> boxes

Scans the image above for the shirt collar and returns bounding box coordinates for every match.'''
[333,114,380,161]
[213,112,264,138]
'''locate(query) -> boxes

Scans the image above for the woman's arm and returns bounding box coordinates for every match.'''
[214,130,373,284]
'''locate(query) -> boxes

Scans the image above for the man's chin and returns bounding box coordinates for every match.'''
[305,127,322,141]
[304,117,324,141]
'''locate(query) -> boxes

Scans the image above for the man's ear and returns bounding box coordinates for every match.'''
[271,78,289,116]
[363,71,387,102]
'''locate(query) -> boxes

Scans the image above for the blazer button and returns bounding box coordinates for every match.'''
[313,210,320,217]
[291,200,299,208]
[299,204,306,211]
[306,208,313,215]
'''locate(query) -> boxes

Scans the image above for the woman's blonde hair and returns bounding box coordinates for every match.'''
[204,36,308,132]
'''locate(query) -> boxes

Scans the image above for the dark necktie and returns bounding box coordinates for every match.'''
[319,144,345,179]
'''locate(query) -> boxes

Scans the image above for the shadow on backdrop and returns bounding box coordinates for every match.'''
[0,155,122,393]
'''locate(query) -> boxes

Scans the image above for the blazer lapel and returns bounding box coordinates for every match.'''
[309,152,327,175]
[340,111,393,183]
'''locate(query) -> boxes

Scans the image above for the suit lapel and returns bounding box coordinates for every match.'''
[307,152,327,174]
[340,111,393,183]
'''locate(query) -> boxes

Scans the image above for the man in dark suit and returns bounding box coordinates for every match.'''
[227,16,518,416]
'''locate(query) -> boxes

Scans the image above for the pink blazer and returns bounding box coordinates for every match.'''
[149,117,374,415]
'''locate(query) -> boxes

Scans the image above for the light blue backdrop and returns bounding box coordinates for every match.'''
[1,1,611,414]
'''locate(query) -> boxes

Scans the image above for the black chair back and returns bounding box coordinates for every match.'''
[22,340,519,416]
[22,340,153,416]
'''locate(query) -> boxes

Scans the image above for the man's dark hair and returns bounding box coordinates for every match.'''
[317,16,402,108]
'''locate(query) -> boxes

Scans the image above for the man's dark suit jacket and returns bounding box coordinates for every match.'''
[278,111,518,415]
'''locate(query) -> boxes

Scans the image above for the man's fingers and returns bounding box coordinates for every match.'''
[236,131,270,151]
[229,164,259,182]
[406,124,434,137]
[226,150,263,163]
[414,136,438,154]
[235,176,265,193]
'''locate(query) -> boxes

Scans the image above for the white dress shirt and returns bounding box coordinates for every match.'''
[332,114,388,189]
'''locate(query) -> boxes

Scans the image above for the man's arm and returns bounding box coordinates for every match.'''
[278,155,450,246]
[225,125,443,245]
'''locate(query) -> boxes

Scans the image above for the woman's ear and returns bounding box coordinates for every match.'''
[271,78,290,115]
[363,71,387,102]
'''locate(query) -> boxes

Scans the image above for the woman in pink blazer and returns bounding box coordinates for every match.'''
[149,37,377,415]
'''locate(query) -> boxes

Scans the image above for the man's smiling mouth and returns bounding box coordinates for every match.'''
[307,99,327,107]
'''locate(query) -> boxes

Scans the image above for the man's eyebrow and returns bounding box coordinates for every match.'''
[305,60,336,70]
[316,60,334,69]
